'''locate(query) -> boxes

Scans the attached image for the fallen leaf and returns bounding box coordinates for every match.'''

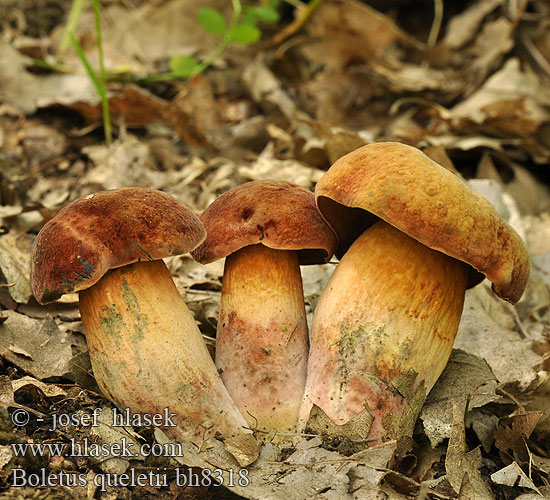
[452,59,550,134]
[8,345,33,359]
[78,0,224,67]
[421,349,499,447]
[0,445,13,471]
[243,56,297,121]
[0,41,97,114]
[88,406,144,474]
[0,311,74,379]
[82,135,167,191]
[495,410,543,465]
[11,376,67,398]
[301,0,419,73]
[0,230,33,303]
[301,119,368,164]
[491,462,541,493]
[454,287,543,390]
[443,0,501,49]
[445,401,495,498]
[156,428,399,500]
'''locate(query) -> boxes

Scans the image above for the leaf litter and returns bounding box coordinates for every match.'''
[0,0,549,498]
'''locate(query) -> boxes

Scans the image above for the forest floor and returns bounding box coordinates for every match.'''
[0,0,550,498]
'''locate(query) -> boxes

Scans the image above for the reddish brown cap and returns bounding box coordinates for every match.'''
[315,142,530,304]
[31,188,206,304]
[191,181,337,265]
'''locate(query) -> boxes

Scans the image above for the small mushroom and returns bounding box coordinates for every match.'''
[192,181,337,440]
[299,143,530,443]
[31,188,258,464]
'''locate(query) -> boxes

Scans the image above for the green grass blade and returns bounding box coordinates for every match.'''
[70,32,112,144]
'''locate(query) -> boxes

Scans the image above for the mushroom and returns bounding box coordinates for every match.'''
[299,143,530,443]
[192,181,337,440]
[31,188,258,464]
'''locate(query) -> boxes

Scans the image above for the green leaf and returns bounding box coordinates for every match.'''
[251,6,280,24]
[169,54,200,77]
[228,24,261,44]
[197,7,226,35]
[242,10,261,26]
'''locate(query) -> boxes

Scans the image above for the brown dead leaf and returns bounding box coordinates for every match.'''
[0,230,33,303]
[82,0,224,68]
[491,462,542,494]
[0,376,16,409]
[525,214,550,255]
[495,410,543,464]
[451,59,550,160]
[423,145,460,175]
[11,376,66,398]
[469,17,515,84]
[302,0,420,73]
[0,311,74,380]
[238,146,325,189]
[243,56,297,121]
[157,428,400,499]
[87,406,144,474]
[443,0,501,50]
[529,378,550,445]
[421,349,499,447]
[0,41,97,114]
[369,61,461,94]
[301,119,368,164]
[476,152,550,216]
[82,135,167,191]
[454,286,543,390]
[19,121,67,167]
[515,493,548,500]
[445,401,495,498]
[0,375,46,420]
[72,85,166,128]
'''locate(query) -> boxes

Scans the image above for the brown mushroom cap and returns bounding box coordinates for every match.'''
[315,142,530,304]
[191,181,337,265]
[31,188,206,304]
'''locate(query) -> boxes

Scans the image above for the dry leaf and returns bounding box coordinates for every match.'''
[11,376,66,398]
[0,311,74,379]
[445,401,495,498]
[243,56,297,121]
[443,0,501,49]
[421,349,499,447]
[0,230,33,303]
[491,462,541,493]
[82,135,167,191]
[454,287,542,390]
[0,41,97,114]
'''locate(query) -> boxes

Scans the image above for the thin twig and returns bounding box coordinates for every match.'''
[427,0,444,47]
[496,386,524,409]
[270,0,325,46]
[508,303,529,339]
[521,33,550,77]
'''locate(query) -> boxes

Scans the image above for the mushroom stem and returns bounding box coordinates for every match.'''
[78,259,258,464]
[299,221,469,442]
[217,244,308,441]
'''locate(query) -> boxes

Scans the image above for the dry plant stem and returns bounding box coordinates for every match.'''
[79,259,255,454]
[300,221,469,441]
[217,244,308,440]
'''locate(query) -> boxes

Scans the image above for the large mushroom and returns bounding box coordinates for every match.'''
[192,181,337,440]
[31,188,258,464]
[299,143,530,443]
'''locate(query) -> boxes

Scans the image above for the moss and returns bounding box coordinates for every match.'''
[121,279,148,342]
[98,304,123,348]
